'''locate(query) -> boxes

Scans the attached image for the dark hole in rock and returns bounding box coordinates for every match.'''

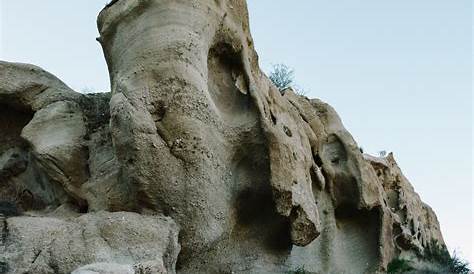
[270,111,277,125]
[392,223,402,236]
[0,261,8,274]
[0,152,28,181]
[0,104,34,153]
[0,201,20,217]
[396,233,413,250]
[17,189,46,212]
[313,153,323,167]
[78,203,89,214]
[283,125,292,137]
[235,188,292,251]
[156,100,167,121]
[335,203,359,219]
[332,175,360,210]
[410,219,416,235]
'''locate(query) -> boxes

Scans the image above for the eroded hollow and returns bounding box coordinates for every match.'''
[0,104,34,213]
[234,187,292,251]
[322,134,360,208]
[0,104,70,214]
[207,42,258,125]
[334,209,381,273]
[322,134,348,165]
[0,104,33,153]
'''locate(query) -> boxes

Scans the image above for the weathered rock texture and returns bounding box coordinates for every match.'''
[0,1,445,273]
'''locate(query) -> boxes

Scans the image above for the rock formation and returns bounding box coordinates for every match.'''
[0,1,445,273]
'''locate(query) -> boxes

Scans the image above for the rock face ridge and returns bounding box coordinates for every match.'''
[0,1,445,273]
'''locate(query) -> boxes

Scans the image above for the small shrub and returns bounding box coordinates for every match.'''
[287,266,309,274]
[425,240,471,274]
[448,254,471,274]
[268,64,308,96]
[269,64,294,92]
[387,258,414,273]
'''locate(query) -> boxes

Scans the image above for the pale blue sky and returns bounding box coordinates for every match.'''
[1,0,472,264]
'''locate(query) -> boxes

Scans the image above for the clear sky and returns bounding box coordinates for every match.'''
[1,0,472,264]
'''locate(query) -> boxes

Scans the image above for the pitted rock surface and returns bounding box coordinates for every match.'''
[0,1,445,273]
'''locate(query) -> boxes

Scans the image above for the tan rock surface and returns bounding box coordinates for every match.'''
[0,1,445,273]
[3,211,179,274]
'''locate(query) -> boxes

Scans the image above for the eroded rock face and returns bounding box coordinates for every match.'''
[3,211,179,274]
[0,1,445,273]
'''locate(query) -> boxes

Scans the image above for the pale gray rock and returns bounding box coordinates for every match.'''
[0,61,87,212]
[0,1,447,273]
[2,211,179,274]
[72,263,134,274]
[0,62,81,111]
[21,100,89,207]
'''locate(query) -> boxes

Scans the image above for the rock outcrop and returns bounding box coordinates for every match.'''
[0,1,445,273]
[4,211,179,274]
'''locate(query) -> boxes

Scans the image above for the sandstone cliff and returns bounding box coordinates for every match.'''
[0,1,445,273]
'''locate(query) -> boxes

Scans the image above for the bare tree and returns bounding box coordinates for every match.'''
[269,64,307,96]
[269,64,294,92]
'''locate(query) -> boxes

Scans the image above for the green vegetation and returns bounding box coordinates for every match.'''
[387,241,471,274]
[424,241,470,274]
[287,266,309,274]
[387,258,414,274]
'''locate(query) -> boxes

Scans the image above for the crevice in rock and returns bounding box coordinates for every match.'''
[313,153,323,168]
[270,110,277,125]
[30,249,43,265]
[282,125,292,137]
[78,92,111,137]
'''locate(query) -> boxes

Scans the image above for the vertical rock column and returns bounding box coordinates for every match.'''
[97,0,321,266]
[98,0,260,261]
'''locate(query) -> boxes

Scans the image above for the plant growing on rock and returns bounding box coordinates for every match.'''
[287,266,310,274]
[269,64,307,96]
[387,258,414,273]
[269,64,294,92]
[425,241,471,274]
